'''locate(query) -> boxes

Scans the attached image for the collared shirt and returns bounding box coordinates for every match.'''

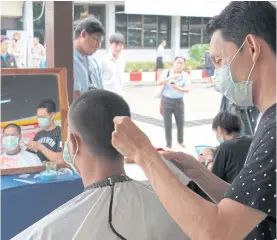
[101,52,126,96]
[74,49,103,94]
[162,69,189,99]
[157,44,165,58]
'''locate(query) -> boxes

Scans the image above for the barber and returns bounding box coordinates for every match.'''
[111,2,276,240]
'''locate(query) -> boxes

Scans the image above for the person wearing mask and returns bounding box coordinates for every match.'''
[31,37,45,68]
[1,124,42,169]
[74,16,105,99]
[27,99,62,163]
[13,89,189,240]
[202,111,252,183]
[111,2,276,240]
[158,57,189,150]
[8,38,23,68]
[0,36,17,68]
[156,40,166,80]
[101,33,126,97]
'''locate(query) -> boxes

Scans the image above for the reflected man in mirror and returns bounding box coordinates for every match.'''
[1,124,42,169]
[73,16,105,99]
[27,99,62,164]
[0,36,18,69]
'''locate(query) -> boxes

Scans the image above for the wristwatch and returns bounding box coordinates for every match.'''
[204,159,213,167]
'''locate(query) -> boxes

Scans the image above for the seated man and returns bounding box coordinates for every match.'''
[27,99,62,163]
[1,123,42,169]
[202,110,252,183]
[13,90,189,240]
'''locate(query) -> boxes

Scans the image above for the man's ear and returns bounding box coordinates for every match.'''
[70,133,80,154]
[80,30,87,38]
[245,34,261,63]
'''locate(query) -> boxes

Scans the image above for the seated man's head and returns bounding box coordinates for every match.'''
[64,90,131,183]
[212,111,242,143]
[2,123,22,154]
[37,99,56,130]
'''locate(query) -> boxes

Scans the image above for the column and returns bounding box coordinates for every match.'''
[45,1,74,104]
[105,3,116,48]
[23,1,34,68]
[171,16,181,60]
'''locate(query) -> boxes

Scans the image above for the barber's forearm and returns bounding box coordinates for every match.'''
[138,151,220,240]
[191,164,230,204]
[38,145,63,164]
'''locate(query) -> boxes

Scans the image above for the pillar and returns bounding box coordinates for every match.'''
[45,1,74,104]
[171,16,181,60]
[105,3,116,48]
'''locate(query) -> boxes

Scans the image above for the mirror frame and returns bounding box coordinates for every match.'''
[1,68,69,175]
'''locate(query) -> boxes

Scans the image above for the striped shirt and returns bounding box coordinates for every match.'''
[74,49,103,94]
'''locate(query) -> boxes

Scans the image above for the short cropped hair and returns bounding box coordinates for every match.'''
[74,16,105,40]
[174,56,186,62]
[69,90,131,162]
[37,99,56,113]
[1,35,9,42]
[3,123,21,135]
[206,1,276,53]
[212,111,242,134]
[109,33,125,44]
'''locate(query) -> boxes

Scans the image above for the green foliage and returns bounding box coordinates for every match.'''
[189,44,209,61]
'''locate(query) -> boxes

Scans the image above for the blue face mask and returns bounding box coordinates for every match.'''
[214,41,260,107]
[63,134,80,175]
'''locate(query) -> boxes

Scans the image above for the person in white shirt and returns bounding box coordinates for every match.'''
[101,33,126,97]
[1,123,42,169]
[12,89,190,240]
[156,40,167,80]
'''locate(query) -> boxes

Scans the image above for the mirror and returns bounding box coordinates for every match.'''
[0,68,69,175]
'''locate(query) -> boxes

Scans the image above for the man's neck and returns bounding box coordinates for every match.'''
[74,40,86,56]
[81,159,126,188]
[225,133,240,141]
[6,147,21,156]
[255,53,276,112]
[1,50,7,55]
[44,123,56,132]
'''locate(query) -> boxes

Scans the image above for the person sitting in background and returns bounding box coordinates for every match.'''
[1,124,42,169]
[201,110,252,183]
[1,36,18,68]
[27,99,62,164]
[13,89,189,240]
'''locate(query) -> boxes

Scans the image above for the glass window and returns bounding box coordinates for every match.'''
[202,17,211,44]
[143,15,158,48]
[158,16,171,48]
[189,17,202,47]
[33,2,45,44]
[115,5,127,46]
[88,5,106,28]
[127,15,142,48]
[180,17,189,48]
[74,5,87,21]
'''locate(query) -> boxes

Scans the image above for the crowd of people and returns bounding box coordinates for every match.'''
[1,1,276,240]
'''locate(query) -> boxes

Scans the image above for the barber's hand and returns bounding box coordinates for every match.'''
[112,117,156,165]
[27,141,42,151]
[162,151,202,179]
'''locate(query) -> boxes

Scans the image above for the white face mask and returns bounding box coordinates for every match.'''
[63,134,80,175]
[214,41,259,107]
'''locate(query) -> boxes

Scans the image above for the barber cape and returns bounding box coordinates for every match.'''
[12,160,190,240]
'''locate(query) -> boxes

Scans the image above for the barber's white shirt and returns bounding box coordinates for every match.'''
[101,53,126,97]
[0,150,42,169]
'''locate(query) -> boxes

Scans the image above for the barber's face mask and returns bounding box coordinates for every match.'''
[38,117,51,128]
[214,41,259,107]
[63,134,80,175]
[3,136,19,151]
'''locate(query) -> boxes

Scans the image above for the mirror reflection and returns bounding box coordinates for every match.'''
[1,74,63,169]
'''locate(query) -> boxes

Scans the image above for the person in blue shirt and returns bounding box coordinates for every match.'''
[158,57,190,150]
[1,35,18,68]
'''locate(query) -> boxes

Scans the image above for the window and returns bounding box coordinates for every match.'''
[115,5,171,49]
[180,17,211,48]
[180,17,189,48]
[33,2,45,44]
[89,5,106,29]
[115,6,127,45]
[143,15,158,48]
